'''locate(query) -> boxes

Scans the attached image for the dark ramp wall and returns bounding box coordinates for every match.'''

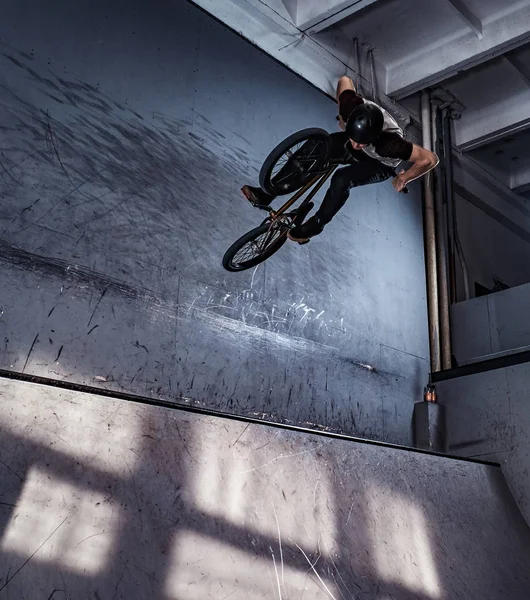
[0,0,428,445]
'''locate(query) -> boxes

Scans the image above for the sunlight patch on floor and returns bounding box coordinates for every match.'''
[0,379,144,474]
[368,485,441,598]
[1,465,115,576]
[165,530,338,600]
[190,420,337,554]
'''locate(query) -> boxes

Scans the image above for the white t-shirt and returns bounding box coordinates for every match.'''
[361,100,405,168]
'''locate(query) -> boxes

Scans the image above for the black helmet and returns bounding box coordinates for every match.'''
[346,103,384,145]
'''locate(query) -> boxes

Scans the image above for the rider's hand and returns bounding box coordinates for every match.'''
[392,170,407,193]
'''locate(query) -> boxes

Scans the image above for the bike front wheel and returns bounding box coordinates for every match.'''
[222,222,288,271]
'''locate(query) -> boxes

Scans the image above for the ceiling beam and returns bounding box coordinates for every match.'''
[446,0,483,39]
[512,164,530,192]
[514,182,530,195]
[387,2,530,98]
[280,0,298,23]
[460,120,530,152]
[295,0,380,34]
[453,153,530,225]
[455,93,530,151]
[503,55,530,88]
[455,182,530,245]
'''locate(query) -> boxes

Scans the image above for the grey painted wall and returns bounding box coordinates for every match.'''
[1,376,530,599]
[0,0,428,445]
[438,362,530,526]
[451,282,530,364]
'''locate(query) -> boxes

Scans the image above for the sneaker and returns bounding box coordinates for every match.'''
[241,185,273,210]
[287,215,324,243]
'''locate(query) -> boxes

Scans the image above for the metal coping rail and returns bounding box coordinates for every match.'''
[0,368,499,467]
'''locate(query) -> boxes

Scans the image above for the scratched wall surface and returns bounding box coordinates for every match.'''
[0,0,428,445]
[1,377,529,600]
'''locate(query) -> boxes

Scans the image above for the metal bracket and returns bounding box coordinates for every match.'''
[430,87,466,119]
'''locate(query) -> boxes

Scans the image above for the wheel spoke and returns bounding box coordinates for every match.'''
[231,226,286,267]
[271,157,289,178]
[270,138,325,182]
[274,171,296,185]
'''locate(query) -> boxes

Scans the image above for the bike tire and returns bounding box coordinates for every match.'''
[259,128,332,196]
[222,222,288,272]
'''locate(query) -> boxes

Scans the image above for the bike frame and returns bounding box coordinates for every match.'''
[266,164,339,223]
[252,165,339,253]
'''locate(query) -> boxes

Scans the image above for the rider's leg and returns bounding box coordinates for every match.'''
[288,159,394,240]
[242,133,348,208]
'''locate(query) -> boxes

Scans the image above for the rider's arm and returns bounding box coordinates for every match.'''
[373,133,438,192]
[336,76,359,130]
[393,144,439,192]
[336,76,356,103]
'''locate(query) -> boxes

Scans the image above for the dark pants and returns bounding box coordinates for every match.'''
[313,133,395,232]
[270,132,396,234]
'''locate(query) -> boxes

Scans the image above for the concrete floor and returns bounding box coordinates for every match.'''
[0,376,529,600]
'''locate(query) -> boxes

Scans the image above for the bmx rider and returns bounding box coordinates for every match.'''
[241,76,439,243]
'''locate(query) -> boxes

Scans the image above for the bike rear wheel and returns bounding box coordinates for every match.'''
[259,128,331,196]
[222,221,288,271]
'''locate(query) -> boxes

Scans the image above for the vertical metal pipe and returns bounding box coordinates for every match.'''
[421,90,441,373]
[369,48,377,102]
[432,105,452,370]
[443,111,470,301]
[455,226,470,300]
[354,38,361,93]
[443,110,457,303]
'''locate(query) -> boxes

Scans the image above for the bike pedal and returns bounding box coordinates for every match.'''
[241,188,272,212]
[246,199,270,212]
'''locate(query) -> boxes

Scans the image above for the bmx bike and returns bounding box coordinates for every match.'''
[222,128,407,272]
